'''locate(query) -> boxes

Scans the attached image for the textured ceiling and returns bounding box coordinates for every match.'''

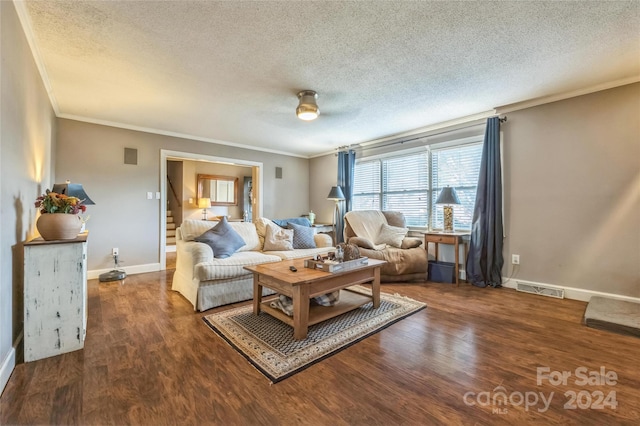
[19,1,640,157]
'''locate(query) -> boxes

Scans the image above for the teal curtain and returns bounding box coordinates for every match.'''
[337,150,356,243]
[466,117,504,288]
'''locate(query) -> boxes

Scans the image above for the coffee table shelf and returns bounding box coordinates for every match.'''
[246,258,386,339]
[260,289,373,328]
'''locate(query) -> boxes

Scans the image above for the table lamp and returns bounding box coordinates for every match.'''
[52,181,95,204]
[198,198,211,221]
[435,186,460,232]
[327,185,345,240]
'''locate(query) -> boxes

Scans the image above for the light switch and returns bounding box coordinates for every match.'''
[156,192,161,199]
[147,192,153,199]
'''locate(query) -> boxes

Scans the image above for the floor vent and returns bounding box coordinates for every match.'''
[516,282,565,299]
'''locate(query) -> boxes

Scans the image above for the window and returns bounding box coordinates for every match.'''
[431,143,483,230]
[353,139,483,230]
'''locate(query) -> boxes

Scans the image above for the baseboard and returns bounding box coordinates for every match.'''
[502,278,640,304]
[88,263,161,280]
[1,331,23,397]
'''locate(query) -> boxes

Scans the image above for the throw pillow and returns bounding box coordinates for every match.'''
[255,217,274,249]
[287,222,317,249]
[401,237,423,249]
[194,217,246,258]
[311,291,340,307]
[263,223,294,251]
[375,223,408,248]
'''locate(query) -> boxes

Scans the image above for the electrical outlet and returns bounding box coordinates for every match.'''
[512,254,520,265]
[112,248,119,256]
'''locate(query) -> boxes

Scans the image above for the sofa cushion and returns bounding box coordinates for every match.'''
[231,221,262,252]
[180,219,219,242]
[356,245,427,278]
[194,251,281,281]
[375,223,408,248]
[194,217,246,258]
[287,222,317,249]
[263,223,294,251]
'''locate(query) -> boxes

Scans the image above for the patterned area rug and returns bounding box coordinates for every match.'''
[203,286,426,383]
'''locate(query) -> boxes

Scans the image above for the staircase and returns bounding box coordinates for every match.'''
[166,209,176,251]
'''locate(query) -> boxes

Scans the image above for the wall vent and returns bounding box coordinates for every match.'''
[516,281,565,299]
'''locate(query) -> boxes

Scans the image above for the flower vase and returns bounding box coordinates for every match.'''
[37,214,82,241]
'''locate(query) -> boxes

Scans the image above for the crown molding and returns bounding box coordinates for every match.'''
[57,113,308,159]
[495,76,640,114]
[309,111,495,159]
[13,1,60,114]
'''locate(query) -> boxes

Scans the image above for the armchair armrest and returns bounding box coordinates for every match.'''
[347,236,376,250]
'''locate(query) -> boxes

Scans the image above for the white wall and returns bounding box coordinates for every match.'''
[1,1,56,393]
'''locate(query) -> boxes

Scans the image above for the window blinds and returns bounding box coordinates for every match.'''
[354,141,483,230]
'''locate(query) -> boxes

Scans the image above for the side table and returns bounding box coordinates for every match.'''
[424,231,470,285]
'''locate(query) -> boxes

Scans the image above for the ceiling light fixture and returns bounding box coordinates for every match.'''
[296,90,319,121]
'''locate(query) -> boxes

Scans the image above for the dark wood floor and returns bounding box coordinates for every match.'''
[2,266,639,425]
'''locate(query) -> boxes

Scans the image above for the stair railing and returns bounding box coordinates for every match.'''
[167,175,182,208]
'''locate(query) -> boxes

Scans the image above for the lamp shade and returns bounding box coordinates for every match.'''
[198,198,211,209]
[327,186,345,200]
[435,186,460,205]
[296,90,319,121]
[52,182,95,205]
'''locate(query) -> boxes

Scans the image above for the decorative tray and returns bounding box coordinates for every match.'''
[303,256,369,273]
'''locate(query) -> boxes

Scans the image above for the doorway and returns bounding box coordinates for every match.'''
[159,150,263,270]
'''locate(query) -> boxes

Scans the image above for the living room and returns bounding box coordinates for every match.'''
[1,1,639,424]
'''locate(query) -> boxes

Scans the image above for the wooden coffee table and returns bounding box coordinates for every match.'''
[245,258,386,339]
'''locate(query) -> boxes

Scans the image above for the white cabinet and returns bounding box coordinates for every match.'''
[23,233,88,362]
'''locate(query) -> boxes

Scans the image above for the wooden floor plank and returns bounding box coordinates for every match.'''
[1,269,639,425]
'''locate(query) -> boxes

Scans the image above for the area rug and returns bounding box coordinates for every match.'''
[584,296,640,338]
[202,285,426,383]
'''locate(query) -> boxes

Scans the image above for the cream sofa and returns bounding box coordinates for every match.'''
[172,218,334,311]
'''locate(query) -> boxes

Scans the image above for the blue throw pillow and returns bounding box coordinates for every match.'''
[194,217,246,258]
[287,221,317,249]
[272,217,311,228]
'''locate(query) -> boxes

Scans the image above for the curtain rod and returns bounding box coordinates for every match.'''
[337,116,507,154]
